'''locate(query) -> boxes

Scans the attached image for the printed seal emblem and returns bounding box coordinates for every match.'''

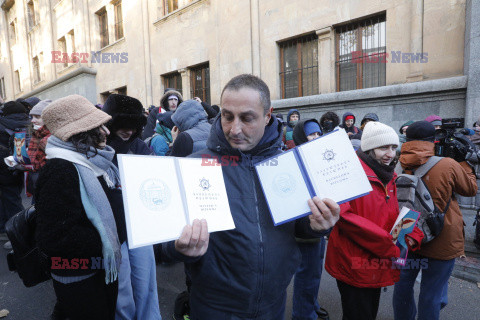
[139,179,171,211]
[323,149,336,162]
[273,173,296,197]
[199,178,211,191]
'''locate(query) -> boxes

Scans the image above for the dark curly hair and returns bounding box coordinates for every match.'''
[69,126,106,158]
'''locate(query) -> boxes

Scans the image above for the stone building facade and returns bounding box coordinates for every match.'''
[0,0,478,128]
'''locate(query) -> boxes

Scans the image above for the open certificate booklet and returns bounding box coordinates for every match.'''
[255,129,372,225]
[118,155,235,249]
[390,207,421,266]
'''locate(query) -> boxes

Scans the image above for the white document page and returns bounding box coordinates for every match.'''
[178,158,235,233]
[118,155,187,249]
[298,129,372,204]
[255,150,312,225]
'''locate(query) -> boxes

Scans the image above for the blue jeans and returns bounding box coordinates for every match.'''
[115,242,161,320]
[393,253,455,320]
[292,238,326,320]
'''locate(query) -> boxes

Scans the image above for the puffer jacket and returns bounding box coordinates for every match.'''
[400,140,477,260]
[326,158,402,288]
[164,115,325,318]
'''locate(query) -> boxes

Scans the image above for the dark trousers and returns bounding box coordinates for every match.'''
[336,280,381,320]
[52,272,118,320]
[0,184,24,233]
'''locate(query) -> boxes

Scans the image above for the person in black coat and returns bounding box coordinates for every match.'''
[36,95,121,320]
[102,94,161,320]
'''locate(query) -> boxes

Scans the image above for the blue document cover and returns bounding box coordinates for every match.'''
[255,129,372,226]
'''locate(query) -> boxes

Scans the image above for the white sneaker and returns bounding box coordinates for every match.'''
[3,241,12,250]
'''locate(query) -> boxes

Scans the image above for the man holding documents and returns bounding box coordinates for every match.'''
[163,74,340,319]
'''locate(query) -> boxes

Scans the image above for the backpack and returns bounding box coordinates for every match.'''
[5,205,51,287]
[396,156,451,244]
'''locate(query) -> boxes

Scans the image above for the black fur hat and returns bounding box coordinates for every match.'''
[102,94,147,139]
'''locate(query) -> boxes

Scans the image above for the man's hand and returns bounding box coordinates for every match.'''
[347,132,354,137]
[308,197,340,232]
[171,125,179,142]
[175,219,209,257]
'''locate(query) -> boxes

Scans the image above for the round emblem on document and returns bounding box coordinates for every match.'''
[199,178,211,191]
[323,149,336,162]
[272,173,296,197]
[139,179,171,211]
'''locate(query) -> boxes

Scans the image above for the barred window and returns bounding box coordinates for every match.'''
[97,8,109,48]
[27,0,37,29]
[279,34,319,99]
[114,1,124,40]
[190,63,210,104]
[0,77,6,100]
[335,14,386,92]
[33,56,41,83]
[10,20,17,46]
[163,72,183,96]
[14,70,21,93]
[163,0,195,15]
[58,36,68,69]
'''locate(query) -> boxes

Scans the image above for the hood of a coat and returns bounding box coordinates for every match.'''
[342,112,356,126]
[160,90,183,111]
[171,100,208,132]
[293,119,320,146]
[399,140,436,170]
[287,109,300,128]
[206,114,282,158]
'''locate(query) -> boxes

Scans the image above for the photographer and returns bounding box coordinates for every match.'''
[393,121,477,320]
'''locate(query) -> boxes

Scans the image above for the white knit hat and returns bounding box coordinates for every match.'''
[361,121,399,151]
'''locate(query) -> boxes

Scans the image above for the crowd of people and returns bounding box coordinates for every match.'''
[0,74,479,320]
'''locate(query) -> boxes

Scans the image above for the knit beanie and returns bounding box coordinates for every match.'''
[361,121,399,151]
[42,94,111,141]
[30,99,52,116]
[406,121,436,142]
[2,101,27,116]
[360,113,379,126]
[25,97,41,107]
[399,120,415,134]
[304,120,322,137]
[425,115,442,127]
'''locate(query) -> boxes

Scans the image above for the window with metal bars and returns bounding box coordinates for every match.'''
[0,77,6,100]
[33,56,41,83]
[114,1,124,40]
[9,20,17,46]
[27,0,37,29]
[97,8,109,48]
[335,14,386,92]
[58,36,68,69]
[163,72,183,96]
[163,0,196,15]
[190,64,210,104]
[279,34,319,99]
[14,70,21,93]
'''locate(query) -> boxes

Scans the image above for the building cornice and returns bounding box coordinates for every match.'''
[18,66,97,99]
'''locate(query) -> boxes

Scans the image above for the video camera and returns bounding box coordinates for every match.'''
[435,118,476,162]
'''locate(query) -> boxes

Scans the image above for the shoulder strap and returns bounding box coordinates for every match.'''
[413,156,443,178]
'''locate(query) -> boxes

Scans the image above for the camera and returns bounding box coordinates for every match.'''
[434,118,475,162]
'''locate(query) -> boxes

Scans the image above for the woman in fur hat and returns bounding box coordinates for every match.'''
[102,94,161,320]
[37,95,121,319]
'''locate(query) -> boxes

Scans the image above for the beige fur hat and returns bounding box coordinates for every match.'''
[42,94,111,141]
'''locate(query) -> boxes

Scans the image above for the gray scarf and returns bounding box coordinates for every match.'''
[46,135,121,284]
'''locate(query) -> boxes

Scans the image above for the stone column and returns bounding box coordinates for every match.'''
[407,0,424,82]
[465,0,480,122]
[316,27,334,93]
[179,68,190,99]
[250,0,260,77]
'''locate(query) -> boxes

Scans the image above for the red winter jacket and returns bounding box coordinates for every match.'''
[325,157,423,288]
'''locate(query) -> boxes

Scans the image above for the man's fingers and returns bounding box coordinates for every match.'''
[176,225,193,249]
[189,219,202,248]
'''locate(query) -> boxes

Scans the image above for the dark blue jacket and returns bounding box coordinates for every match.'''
[164,115,325,318]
